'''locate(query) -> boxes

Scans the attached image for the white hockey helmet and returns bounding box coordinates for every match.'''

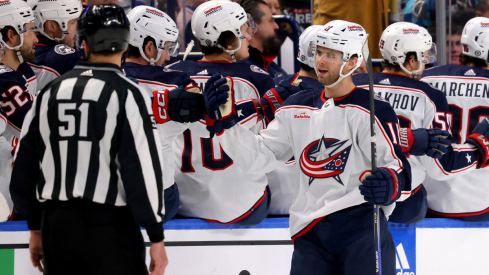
[27,0,82,42]
[127,6,179,65]
[379,22,436,76]
[461,17,489,62]
[191,0,256,57]
[0,0,35,50]
[314,20,367,88]
[297,25,323,68]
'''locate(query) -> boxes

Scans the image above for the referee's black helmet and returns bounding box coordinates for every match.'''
[76,4,130,60]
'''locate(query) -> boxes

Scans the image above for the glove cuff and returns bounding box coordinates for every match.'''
[382,167,400,202]
[152,90,170,124]
[263,88,285,114]
[467,133,489,168]
[399,128,414,153]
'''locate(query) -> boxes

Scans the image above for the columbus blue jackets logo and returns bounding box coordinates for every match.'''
[299,136,352,185]
[54,44,76,55]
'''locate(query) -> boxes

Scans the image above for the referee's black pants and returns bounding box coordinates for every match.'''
[41,199,148,275]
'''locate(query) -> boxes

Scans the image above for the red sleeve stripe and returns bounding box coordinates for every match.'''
[383,167,399,200]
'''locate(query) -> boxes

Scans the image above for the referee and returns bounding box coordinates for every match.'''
[10,4,168,275]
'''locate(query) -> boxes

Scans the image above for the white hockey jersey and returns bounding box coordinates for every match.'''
[216,87,411,239]
[421,64,489,217]
[167,60,275,223]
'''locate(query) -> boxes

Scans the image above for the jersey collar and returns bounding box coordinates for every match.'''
[320,87,358,102]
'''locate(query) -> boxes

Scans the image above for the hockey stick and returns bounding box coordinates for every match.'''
[361,34,381,275]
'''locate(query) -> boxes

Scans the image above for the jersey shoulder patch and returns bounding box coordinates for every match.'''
[0,65,13,74]
[54,44,76,55]
[250,65,269,75]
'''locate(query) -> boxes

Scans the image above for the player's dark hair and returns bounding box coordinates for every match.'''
[127,36,156,58]
[381,52,418,72]
[300,63,315,73]
[199,30,238,55]
[236,0,267,24]
[1,26,17,43]
[459,53,488,68]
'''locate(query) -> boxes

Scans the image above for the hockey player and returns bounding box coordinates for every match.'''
[168,0,283,225]
[354,22,487,223]
[0,0,37,139]
[420,17,489,221]
[123,5,205,221]
[27,0,82,91]
[205,20,411,274]
[266,25,324,215]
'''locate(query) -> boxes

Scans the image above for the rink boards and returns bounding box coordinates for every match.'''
[1,218,489,275]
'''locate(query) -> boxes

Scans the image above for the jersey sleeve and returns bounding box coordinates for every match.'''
[118,86,165,242]
[0,82,34,137]
[358,102,412,194]
[215,112,293,175]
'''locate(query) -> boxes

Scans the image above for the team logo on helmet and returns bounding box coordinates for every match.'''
[299,136,352,185]
[204,5,222,17]
[403,28,420,34]
[145,8,164,18]
[348,25,362,32]
[0,0,10,6]
[54,44,76,55]
[379,39,385,49]
[481,22,489,27]
[323,26,333,32]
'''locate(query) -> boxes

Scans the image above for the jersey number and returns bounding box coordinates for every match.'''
[181,129,233,172]
[58,102,89,137]
[448,104,489,144]
[0,86,29,116]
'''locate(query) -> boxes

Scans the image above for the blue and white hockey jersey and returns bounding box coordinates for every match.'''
[123,61,199,190]
[0,64,35,138]
[421,64,489,218]
[29,35,79,92]
[167,59,275,223]
[353,72,479,197]
[216,87,411,238]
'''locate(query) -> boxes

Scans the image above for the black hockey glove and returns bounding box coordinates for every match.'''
[203,74,239,135]
[359,167,400,206]
[152,87,205,124]
[399,128,451,158]
[466,117,489,168]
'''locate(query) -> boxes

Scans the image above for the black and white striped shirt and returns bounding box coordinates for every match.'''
[10,62,165,242]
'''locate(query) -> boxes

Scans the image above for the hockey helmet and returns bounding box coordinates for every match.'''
[461,17,489,62]
[127,5,179,65]
[191,0,256,55]
[379,22,436,76]
[76,4,130,60]
[0,0,35,51]
[27,0,82,42]
[314,20,367,88]
[297,25,323,69]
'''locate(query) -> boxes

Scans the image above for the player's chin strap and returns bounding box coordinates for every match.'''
[40,29,67,43]
[399,62,423,79]
[322,59,362,88]
[139,47,162,66]
[4,33,25,63]
[216,38,242,63]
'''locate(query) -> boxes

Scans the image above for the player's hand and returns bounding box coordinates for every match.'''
[466,117,489,168]
[152,88,206,124]
[400,128,450,158]
[359,167,399,206]
[203,74,230,120]
[149,241,168,275]
[259,75,305,122]
[29,230,43,273]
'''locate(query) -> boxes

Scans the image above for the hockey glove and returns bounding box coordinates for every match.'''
[466,117,489,168]
[203,74,231,120]
[259,75,305,122]
[399,128,451,158]
[359,167,400,206]
[152,87,205,124]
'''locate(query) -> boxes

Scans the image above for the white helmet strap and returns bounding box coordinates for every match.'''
[4,31,25,63]
[139,45,162,66]
[216,38,242,63]
[319,59,361,88]
[40,29,66,42]
[399,62,423,79]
